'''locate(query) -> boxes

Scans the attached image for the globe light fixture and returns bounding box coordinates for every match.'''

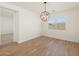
[40,2,49,22]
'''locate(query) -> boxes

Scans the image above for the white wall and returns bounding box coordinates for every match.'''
[0,8,1,45]
[43,8,79,43]
[19,9,41,43]
[0,3,41,43]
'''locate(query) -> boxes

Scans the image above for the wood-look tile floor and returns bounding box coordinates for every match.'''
[0,36,79,56]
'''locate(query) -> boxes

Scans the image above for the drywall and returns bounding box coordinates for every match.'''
[43,8,79,43]
[0,8,1,45]
[0,3,41,43]
[19,8,41,43]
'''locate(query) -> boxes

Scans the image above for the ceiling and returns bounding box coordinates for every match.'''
[10,2,79,14]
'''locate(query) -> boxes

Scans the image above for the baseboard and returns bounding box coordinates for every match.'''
[15,34,79,44]
[18,34,41,43]
[43,34,79,44]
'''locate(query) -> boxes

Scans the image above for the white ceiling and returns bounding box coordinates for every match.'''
[10,2,79,14]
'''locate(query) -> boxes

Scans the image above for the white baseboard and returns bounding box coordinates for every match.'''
[17,34,41,43]
[43,34,79,43]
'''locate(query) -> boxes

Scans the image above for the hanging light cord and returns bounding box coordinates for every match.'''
[44,2,46,11]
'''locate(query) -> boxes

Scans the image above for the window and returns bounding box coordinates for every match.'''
[48,16,66,30]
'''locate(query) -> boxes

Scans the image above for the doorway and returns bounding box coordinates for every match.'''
[0,7,17,46]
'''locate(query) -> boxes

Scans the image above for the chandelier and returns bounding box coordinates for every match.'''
[40,2,49,22]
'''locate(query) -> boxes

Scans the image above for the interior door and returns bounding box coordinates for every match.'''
[0,7,14,45]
